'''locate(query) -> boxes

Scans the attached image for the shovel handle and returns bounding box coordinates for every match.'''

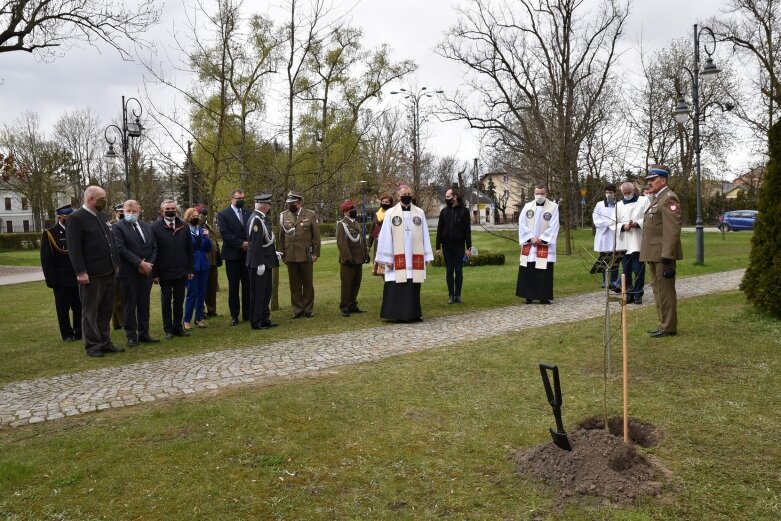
[539,363,562,407]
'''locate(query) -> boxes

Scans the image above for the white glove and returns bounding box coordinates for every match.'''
[275,251,283,261]
[256,264,266,276]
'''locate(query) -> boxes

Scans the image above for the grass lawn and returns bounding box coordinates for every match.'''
[0,229,754,385]
[0,291,778,520]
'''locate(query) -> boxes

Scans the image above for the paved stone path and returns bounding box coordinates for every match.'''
[0,269,744,428]
[0,265,44,286]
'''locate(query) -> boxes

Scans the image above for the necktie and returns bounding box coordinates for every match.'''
[236,208,243,225]
[133,223,144,243]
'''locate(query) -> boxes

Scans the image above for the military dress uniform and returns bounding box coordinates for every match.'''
[111,204,125,330]
[336,200,369,316]
[640,168,683,337]
[40,206,82,341]
[246,194,279,329]
[278,192,321,318]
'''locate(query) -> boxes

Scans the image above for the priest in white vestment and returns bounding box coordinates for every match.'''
[375,184,434,321]
[612,181,651,304]
[516,184,560,304]
[593,184,620,290]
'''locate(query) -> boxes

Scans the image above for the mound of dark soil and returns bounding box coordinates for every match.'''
[514,421,669,503]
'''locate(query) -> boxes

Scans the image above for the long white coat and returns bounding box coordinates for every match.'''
[612,195,651,254]
[592,199,618,252]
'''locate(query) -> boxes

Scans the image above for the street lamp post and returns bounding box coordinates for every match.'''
[105,96,144,199]
[359,180,368,241]
[390,86,443,193]
[672,24,723,266]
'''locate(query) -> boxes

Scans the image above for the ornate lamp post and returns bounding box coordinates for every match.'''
[105,96,144,198]
[672,24,723,266]
[390,86,443,193]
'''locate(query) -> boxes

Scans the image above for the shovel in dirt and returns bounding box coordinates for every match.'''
[539,363,572,451]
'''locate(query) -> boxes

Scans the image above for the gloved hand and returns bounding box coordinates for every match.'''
[661,259,675,279]
[275,251,283,261]
[364,255,370,264]
[256,264,266,276]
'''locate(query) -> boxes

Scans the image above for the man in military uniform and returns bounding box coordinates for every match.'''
[246,194,279,329]
[40,205,82,342]
[640,165,683,338]
[336,199,369,317]
[195,204,221,318]
[278,191,321,318]
[111,203,125,331]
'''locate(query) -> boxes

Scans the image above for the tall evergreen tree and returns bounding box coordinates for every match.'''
[741,120,781,318]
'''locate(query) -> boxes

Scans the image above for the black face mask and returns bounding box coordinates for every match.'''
[288,204,299,213]
[349,210,358,218]
[164,211,177,219]
[189,218,200,226]
[400,195,412,205]
[445,198,454,207]
[234,200,245,209]
[380,203,391,210]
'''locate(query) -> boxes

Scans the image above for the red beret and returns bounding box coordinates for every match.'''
[340,200,355,212]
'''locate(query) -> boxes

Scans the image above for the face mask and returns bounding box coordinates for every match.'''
[124,214,138,224]
[605,193,615,203]
[445,198,454,207]
[234,199,245,209]
[535,195,546,204]
[381,203,391,210]
[400,195,412,205]
[623,194,633,201]
[94,198,107,212]
[164,211,176,219]
[288,204,299,213]
[348,210,358,218]
[189,218,200,226]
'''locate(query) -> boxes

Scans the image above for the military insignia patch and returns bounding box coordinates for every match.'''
[526,209,534,219]
[392,216,402,226]
[253,225,259,232]
[669,204,678,212]
[543,212,552,221]
[412,216,422,226]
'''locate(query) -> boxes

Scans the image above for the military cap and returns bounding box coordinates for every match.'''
[285,191,303,203]
[254,193,273,204]
[339,199,356,212]
[646,165,670,180]
[55,205,74,216]
[114,203,124,212]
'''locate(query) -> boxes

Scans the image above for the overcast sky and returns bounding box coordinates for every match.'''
[0,0,748,177]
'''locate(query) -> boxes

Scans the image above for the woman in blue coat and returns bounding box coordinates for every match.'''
[183,207,213,330]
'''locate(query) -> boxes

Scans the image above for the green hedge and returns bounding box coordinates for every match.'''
[319,223,336,238]
[0,233,41,251]
[431,251,505,267]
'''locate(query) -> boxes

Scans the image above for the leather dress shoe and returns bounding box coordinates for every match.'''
[525,298,534,304]
[139,335,160,343]
[231,317,239,326]
[292,312,304,319]
[647,328,660,334]
[633,298,643,305]
[127,338,139,347]
[304,311,314,318]
[454,296,463,303]
[86,349,104,357]
[650,330,677,338]
[341,310,351,317]
[539,300,551,304]
[349,307,365,313]
[102,344,125,353]
[74,332,82,340]
[165,332,174,340]
[63,337,76,342]
[448,296,455,304]
[261,321,278,328]
[172,329,190,337]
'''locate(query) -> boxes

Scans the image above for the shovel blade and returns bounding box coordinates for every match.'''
[550,428,572,451]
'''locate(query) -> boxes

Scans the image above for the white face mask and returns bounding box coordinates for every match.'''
[124,214,138,224]
[535,195,546,204]
[623,194,633,201]
[605,193,615,203]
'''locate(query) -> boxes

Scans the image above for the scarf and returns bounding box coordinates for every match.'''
[387,204,426,283]
[376,207,386,223]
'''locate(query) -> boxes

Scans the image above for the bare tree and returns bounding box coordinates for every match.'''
[0,0,160,59]
[53,108,103,200]
[438,0,629,254]
[713,0,781,145]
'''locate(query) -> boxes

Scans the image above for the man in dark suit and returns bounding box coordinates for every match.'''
[151,199,194,340]
[112,199,160,347]
[246,194,279,329]
[66,186,122,357]
[111,203,125,331]
[40,204,82,342]
[216,189,252,326]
